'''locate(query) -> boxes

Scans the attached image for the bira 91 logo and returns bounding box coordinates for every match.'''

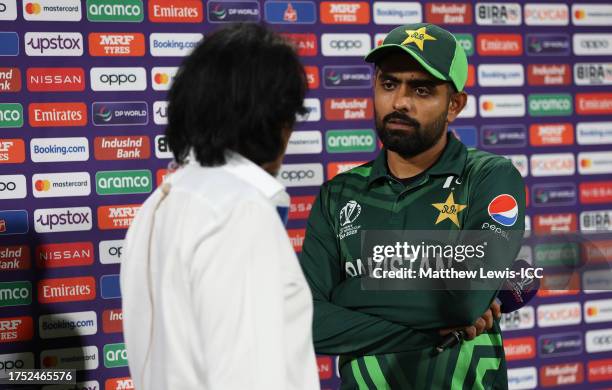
[34,207,92,233]
[89,33,145,57]
[92,102,148,126]
[0,316,33,343]
[0,245,31,271]
[26,67,84,92]
[86,0,143,22]
[425,3,472,25]
[28,102,87,127]
[540,363,583,387]
[280,33,317,56]
[102,309,123,333]
[97,204,141,230]
[477,34,522,56]
[0,139,25,164]
[503,336,536,361]
[475,2,521,25]
[38,277,96,304]
[574,63,612,86]
[207,1,260,23]
[320,2,369,24]
[148,0,203,23]
[527,64,571,86]
[0,281,32,307]
[24,32,83,56]
[23,0,81,21]
[0,68,20,92]
[529,123,574,146]
[0,103,23,128]
[324,98,373,120]
[36,242,94,268]
[94,136,150,160]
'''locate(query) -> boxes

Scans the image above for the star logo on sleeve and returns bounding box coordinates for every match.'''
[401,27,437,51]
[432,192,467,227]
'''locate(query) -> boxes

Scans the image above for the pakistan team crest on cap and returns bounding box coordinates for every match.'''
[432,192,467,227]
[401,27,437,51]
[338,200,361,240]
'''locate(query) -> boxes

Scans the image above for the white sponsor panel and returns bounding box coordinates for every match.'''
[154,135,172,159]
[39,311,98,339]
[0,174,26,199]
[530,153,575,177]
[297,98,321,122]
[374,33,387,47]
[23,0,81,21]
[372,2,422,24]
[151,66,178,91]
[42,381,100,390]
[24,32,83,56]
[504,154,529,177]
[99,239,123,264]
[278,163,324,188]
[40,346,99,371]
[149,33,203,57]
[479,94,526,118]
[286,131,322,155]
[153,100,168,125]
[577,122,612,145]
[537,302,581,327]
[476,3,522,25]
[500,306,535,331]
[586,328,612,353]
[0,0,18,20]
[90,67,146,91]
[0,352,35,378]
[30,137,89,163]
[478,64,524,87]
[524,3,569,26]
[525,215,531,238]
[585,298,612,323]
[517,245,533,265]
[572,4,612,26]
[321,33,371,57]
[573,34,612,56]
[32,172,91,198]
[584,269,612,294]
[34,207,93,233]
[578,151,612,175]
[508,366,537,390]
[581,210,612,232]
[574,63,612,86]
[457,95,476,118]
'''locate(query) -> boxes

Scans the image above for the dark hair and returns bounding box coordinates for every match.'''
[165,23,307,166]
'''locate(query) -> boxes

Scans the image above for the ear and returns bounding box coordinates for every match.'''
[446,91,468,124]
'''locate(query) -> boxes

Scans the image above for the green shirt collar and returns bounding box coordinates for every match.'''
[367,132,468,186]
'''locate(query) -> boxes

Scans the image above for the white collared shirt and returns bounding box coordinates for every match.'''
[120,152,320,390]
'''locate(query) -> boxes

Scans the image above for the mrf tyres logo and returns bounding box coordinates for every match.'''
[338,200,361,240]
[97,204,141,230]
[34,207,92,233]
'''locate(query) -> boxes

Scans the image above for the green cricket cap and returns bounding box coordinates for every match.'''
[365,23,468,92]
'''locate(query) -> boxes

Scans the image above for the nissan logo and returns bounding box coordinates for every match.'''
[281,170,315,181]
[594,335,612,345]
[100,73,137,86]
[108,246,123,257]
[0,181,16,191]
[330,40,363,49]
[581,40,609,49]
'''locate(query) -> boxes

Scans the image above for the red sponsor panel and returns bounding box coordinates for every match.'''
[38,277,96,304]
[580,181,612,204]
[504,337,536,361]
[304,66,320,89]
[425,3,472,24]
[537,273,580,297]
[320,2,370,24]
[324,98,373,121]
[0,316,34,343]
[0,245,31,271]
[534,213,577,235]
[576,93,612,115]
[148,0,203,23]
[105,377,134,390]
[582,239,612,265]
[281,33,317,56]
[588,359,612,382]
[0,68,21,92]
[98,204,141,230]
[466,64,475,87]
[36,242,94,269]
[327,161,366,180]
[0,139,26,164]
[527,64,571,86]
[94,136,151,161]
[156,168,173,187]
[289,195,315,220]
[540,362,584,387]
[477,34,523,56]
[88,33,146,57]
[529,123,574,146]
[525,185,529,208]
[26,68,85,92]
[28,102,87,127]
[317,356,333,380]
[288,228,306,252]
[102,309,123,334]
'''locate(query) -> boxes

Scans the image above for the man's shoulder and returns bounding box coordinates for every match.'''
[324,160,375,189]
[464,147,517,178]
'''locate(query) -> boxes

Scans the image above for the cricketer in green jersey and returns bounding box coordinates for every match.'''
[299,24,526,390]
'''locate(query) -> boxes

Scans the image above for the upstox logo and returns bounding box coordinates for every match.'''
[326,129,375,153]
[0,103,22,128]
[528,94,573,117]
[104,343,128,368]
[96,170,152,195]
[86,0,143,22]
[34,207,92,233]
[0,281,32,307]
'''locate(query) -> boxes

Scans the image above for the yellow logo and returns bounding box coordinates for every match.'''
[401,27,437,51]
[432,192,467,227]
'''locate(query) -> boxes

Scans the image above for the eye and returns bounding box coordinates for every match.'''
[414,86,430,96]
[381,80,396,91]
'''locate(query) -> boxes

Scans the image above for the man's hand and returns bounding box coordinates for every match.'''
[439,301,501,340]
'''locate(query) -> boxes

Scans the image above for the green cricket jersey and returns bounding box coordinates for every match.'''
[299,133,526,390]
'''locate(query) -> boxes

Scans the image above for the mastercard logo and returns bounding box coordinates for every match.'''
[25,2,41,14]
[587,306,598,316]
[42,355,58,367]
[154,73,170,85]
[482,101,495,111]
[581,159,592,168]
[35,180,51,191]
[574,9,586,20]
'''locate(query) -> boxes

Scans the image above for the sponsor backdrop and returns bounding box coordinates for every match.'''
[0,0,611,389]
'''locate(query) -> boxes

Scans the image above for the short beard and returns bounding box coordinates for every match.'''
[376,109,448,158]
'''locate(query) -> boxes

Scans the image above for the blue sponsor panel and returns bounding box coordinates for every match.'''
[526,34,571,56]
[538,332,583,357]
[0,210,28,235]
[264,1,316,24]
[322,66,372,89]
[100,274,121,299]
[449,126,477,147]
[0,32,19,56]
[532,183,577,207]
[92,102,149,126]
[208,1,260,22]
[481,125,527,148]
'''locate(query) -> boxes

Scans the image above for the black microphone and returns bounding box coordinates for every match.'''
[435,259,540,353]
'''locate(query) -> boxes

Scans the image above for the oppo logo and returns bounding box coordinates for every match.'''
[91,67,146,91]
[108,246,122,257]
[594,335,612,345]
[0,181,16,191]
[100,73,136,86]
[582,40,609,49]
[0,358,24,371]
[330,40,362,49]
[281,170,315,181]
[0,4,6,13]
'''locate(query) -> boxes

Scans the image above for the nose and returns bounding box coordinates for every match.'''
[392,86,412,113]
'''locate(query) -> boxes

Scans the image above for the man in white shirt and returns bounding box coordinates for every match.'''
[120,23,320,390]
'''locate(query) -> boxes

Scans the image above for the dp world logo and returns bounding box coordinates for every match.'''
[340,200,361,226]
